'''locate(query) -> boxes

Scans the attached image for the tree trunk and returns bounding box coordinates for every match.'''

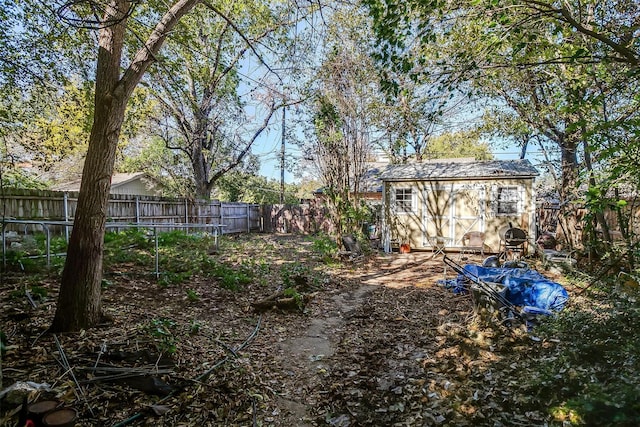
[557,136,582,250]
[51,1,129,332]
[51,0,202,332]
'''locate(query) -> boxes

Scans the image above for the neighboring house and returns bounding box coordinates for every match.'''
[358,162,386,202]
[54,172,162,196]
[312,162,386,203]
[379,158,539,254]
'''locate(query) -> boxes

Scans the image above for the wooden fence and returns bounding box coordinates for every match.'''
[536,199,640,240]
[0,188,261,235]
[261,200,332,234]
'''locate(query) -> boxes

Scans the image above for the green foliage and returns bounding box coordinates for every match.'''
[23,80,93,170]
[280,262,310,288]
[3,250,27,272]
[120,137,195,198]
[0,167,49,189]
[280,261,327,291]
[283,287,304,310]
[311,233,338,262]
[147,318,178,355]
[157,230,201,247]
[189,319,201,335]
[159,271,192,287]
[103,229,154,267]
[427,131,493,160]
[518,288,640,425]
[104,228,154,248]
[136,0,295,200]
[101,279,113,290]
[29,285,47,300]
[212,263,253,291]
[323,188,375,241]
[185,289,200,302]
[215,171,301,204]
[0,330,7,356]
[3,229,262,291]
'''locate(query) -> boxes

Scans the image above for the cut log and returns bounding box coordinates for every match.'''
[251,291,315,312]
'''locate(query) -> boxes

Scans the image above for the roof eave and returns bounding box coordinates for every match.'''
[381,174,538,182]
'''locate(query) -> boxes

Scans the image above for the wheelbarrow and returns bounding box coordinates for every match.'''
[443,255,527,326]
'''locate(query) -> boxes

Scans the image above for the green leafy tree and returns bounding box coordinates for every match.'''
[216,170,300,204]
[141,0,299,200]
[23,81,93,172]
[427,130,492,160]
[50,0,203,332]
[364,0,640,255]
[120,137,196,197]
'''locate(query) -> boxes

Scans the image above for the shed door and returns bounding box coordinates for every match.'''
[451,185,485,246]
[423,184,485,248]
[422,185,453,246]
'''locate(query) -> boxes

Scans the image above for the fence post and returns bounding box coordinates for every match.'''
[63,192,70,242]
[184,199,188,233]
[221,203,225,232]
[135,196,140,225]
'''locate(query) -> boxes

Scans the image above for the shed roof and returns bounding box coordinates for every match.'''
[379,159,539,182]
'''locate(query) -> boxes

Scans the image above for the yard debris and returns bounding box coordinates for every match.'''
[0,381,52,405]
[2,234,636,426]
[251,289,316,312]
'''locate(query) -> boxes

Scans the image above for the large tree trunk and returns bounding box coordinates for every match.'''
[51,0,202,332]
[557,136,582,250]
[51,1,129,332]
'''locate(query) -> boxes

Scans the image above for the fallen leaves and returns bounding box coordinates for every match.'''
[2,235,639,426]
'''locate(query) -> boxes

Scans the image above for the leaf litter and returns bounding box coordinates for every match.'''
[1,233,639,426]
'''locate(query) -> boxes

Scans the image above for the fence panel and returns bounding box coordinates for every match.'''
[536,198,640,241]
[262,202,332,234]
[0,189,262,236]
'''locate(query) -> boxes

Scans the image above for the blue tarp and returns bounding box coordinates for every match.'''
[440,265,569,313]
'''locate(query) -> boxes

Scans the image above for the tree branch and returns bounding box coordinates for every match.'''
[120,0,202,99]
[523,0,639,67]
[200,0,281,80]
[206,101,279,190]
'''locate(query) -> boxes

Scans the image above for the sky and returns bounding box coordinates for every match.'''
[252,107,300,184]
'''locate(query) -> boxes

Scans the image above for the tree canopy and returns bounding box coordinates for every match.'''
[363,0,640,253]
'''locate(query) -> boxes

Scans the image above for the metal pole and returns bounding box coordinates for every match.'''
[280,105,285,204]
[1,220,5,271]
[135,196,140,225]
[45,224,50,267]
[154,227,159,279]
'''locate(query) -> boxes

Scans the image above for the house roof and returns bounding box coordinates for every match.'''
[379,159,539,182]
[110,172,148,187]
[360,162,387,193]
[54,172,151,192]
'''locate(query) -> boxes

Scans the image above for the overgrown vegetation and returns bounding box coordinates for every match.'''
[526,286,640,425]
[1,229,257,289]
[2,233,639,426]
[310,233,339,263]
[147,317,178,355]
[439,273,640,426]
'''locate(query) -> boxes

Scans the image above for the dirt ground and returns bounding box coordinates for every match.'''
[0,234,557,426]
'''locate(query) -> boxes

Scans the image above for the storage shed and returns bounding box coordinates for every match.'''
[379,159,539,254]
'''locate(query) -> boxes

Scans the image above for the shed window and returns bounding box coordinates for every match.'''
[395,188,414,213]
[496,186,519,214]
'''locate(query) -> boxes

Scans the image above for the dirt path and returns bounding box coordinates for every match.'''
[273,284,376,425]
[268,252,457,425]
[0,235,484,427]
